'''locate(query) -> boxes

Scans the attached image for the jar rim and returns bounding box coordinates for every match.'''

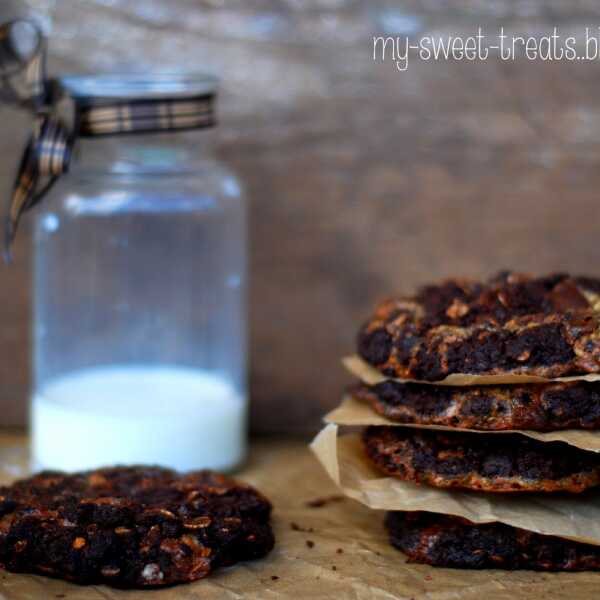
[59,73,218,102]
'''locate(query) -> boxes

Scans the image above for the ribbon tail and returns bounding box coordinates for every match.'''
[3,183,30,264]
[3,115,70,262]
[3,173,61,263]
[3,135,36,263]
[3,215,15,264]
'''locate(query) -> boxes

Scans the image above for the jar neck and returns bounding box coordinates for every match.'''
[71,128,216,175]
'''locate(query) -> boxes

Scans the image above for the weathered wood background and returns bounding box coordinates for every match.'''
[2,1,600,432]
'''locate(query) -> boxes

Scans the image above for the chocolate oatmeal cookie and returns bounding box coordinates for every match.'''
[357,272,600,381]
[353,378,600,430]
[0,466,274,587]
[363,426,600,493]
[386,511,600,571]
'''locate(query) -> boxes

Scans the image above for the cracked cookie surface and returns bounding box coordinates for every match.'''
[358,272,600,381]
[386,511,600,570]
[363,426,600,493]
[0,466,274,587]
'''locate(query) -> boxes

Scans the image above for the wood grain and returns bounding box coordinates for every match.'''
[2,2,600,431]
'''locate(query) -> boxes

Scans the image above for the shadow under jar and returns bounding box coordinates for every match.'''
[31,74,247,472]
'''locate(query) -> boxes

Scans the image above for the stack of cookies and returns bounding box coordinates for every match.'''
[348,272,600,570]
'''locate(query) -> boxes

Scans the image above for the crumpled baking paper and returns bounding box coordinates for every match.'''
[311,424,600,546]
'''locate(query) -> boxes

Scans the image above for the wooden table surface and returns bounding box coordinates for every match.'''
[0,432,597,599]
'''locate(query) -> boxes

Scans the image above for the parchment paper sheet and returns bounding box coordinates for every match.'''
[311,424,600,546]
[344,355,600,386]
[326,395,600,452]
[1,436,600,598]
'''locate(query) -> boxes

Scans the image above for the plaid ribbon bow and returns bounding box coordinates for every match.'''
[1,20,216,261]
[0,18,70,262]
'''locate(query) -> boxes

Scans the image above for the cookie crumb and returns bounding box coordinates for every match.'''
[306,495,345,508]
[290,522,314,533]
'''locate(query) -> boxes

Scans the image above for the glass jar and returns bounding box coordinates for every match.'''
[30,75,247,473]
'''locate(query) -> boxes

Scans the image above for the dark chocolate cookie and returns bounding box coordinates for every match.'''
[0,466,274,587]
[386,511,600,570]
[353,378,600,431]
[357,272,600,381]
[363,426,600,493]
